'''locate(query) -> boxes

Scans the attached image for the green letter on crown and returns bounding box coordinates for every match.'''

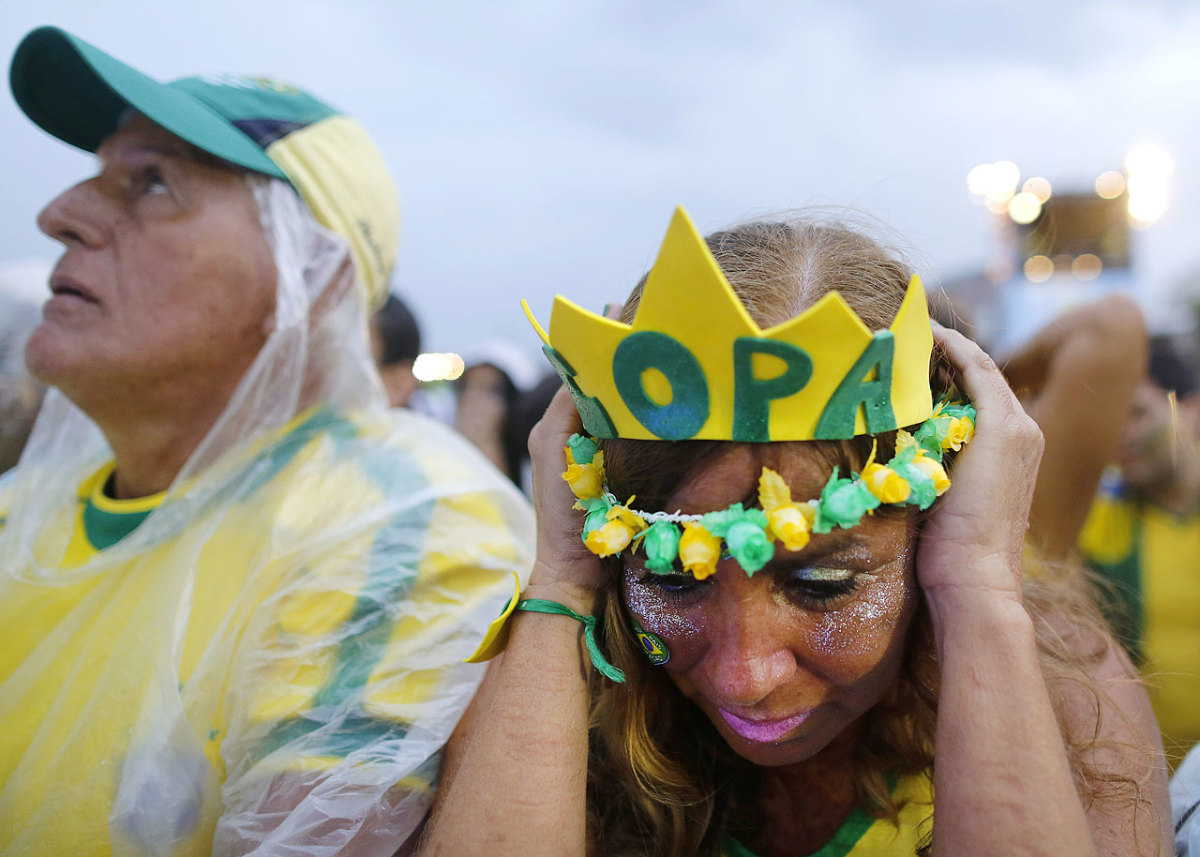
[613,332,709,440]
[732,337,814,442]
[815,331,897,440]
[542,345,616,438]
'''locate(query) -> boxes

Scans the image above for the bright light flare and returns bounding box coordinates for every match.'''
[1072,254,1103,281]
[412,352,466,382]
[1127,180,1170,227]
[1095,171,1126,199]
[1008,192,1043,225]
[967,163,994,196]
[1125,143,1174,181]
[990,161,1021,195]
[968,160,1021,207]
[1023,255,1054,283]
[1123,142,1173,227]
[1022,176,1052,203]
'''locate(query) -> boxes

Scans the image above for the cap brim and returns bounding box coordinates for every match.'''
[10,26,286,179]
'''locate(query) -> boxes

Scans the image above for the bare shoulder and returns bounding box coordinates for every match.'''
[1042,613,1173,856]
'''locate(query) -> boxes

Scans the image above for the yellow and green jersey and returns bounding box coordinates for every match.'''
[1080,488,1200,759]
[0,407,534,855]
[722,775,933,857]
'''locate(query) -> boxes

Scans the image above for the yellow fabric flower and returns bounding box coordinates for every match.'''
[940,417,974,451]
[767,505,811,551]
[895,429,916,453]
[912,451,951,495]
[678,523,721,579]
[862,462,911,504]
[608,504,647,531]
[758,467,813,551]
[562,448,605,499]
[583,503,647,557]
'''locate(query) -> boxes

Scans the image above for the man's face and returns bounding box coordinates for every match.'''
[1117,379,1193,493]
[27,116,277,414]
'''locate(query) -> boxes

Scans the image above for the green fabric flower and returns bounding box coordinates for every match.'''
[725,519,774,575]
[814,470,881,533]
[566,433,598,466]
[913,417,950,458]
[577,496,614,541]
[889,458,937,510]
[701,505,773,575]
[642,521,682,573]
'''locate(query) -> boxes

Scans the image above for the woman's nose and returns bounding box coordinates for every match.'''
[37,181,108,248]
[706,592,798,706]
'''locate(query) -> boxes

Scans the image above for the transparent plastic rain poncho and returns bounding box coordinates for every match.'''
[0,180,535,856]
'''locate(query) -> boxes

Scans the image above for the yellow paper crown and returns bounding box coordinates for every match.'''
[525,207,934,441]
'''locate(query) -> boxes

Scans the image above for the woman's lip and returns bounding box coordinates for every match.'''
[718,708,810,743]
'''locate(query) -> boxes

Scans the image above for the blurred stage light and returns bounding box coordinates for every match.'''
[1008,192,1043,225]
[1072,254,1103,281]
[1095,171,1126,199]
[967,163,994,196]
[990,161,1020,196]
[1022,177,1052,203]
[1023,255,1054,283]
[1127,180,1170,227]
[968,160,1021,209]
[413,352,467,382]
[1125,142,1174,181]
[1123,143,1172,227]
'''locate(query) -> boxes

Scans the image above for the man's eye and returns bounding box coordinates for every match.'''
[131,167,169,195]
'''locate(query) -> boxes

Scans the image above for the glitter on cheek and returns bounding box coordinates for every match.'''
[621,577,704,641]
[807,545,915,659]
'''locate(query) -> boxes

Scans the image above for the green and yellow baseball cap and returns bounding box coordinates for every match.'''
[10,25,399,309]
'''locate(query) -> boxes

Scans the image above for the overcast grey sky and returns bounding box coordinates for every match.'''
[3,1,1199,359]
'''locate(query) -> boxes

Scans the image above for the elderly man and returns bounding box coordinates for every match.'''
[0,26,533,855]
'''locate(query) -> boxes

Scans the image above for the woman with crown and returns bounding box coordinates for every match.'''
[420,211,1170,857]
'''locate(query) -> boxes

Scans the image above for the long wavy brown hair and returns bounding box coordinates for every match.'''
[581,216,1143,856]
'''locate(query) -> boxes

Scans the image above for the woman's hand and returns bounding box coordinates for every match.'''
[915,322,1045,603]
[525,385,611,609]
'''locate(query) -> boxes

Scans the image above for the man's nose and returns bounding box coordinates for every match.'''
[37,180,108,248]
[706,591,799,707]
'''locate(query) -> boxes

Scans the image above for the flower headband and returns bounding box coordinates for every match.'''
[563,400,976,578]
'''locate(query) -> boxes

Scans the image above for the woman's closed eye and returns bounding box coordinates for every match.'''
[784,566,862,609]
[634,569,710,604]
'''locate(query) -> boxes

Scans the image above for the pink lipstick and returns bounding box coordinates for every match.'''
[718,708,810,743]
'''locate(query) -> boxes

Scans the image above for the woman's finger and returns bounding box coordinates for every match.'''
[931,321,1020,418]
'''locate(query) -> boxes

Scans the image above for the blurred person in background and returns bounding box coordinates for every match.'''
[1001,293,1148,561]
[370,291,422,409]
[502,370,563,495]
[0,26,533,855]
[0,261,49,472]
[455,340,540,483]
[1079,337,1200,759]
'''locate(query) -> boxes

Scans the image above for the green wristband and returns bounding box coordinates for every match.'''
[516,598,626,683]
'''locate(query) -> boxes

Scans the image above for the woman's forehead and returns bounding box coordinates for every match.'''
[666,443,845,514]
